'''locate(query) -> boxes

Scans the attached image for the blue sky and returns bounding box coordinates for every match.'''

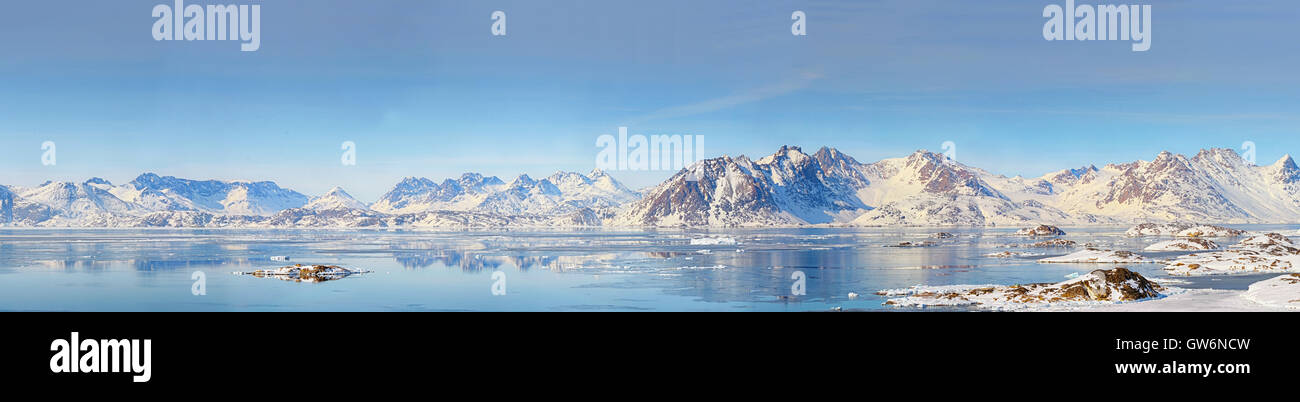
[2,0,1299,201]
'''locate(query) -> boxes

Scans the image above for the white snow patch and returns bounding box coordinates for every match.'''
[1038,249,1148,264]
[1144,238,1218,251]
[690,236,739,246]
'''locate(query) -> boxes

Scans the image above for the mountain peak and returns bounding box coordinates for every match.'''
[1273,154,1296,169]
[306,186,367,211]
[756,145,809,165]
[1270,154,1300,183]
[455,173,505,188]
[905,149,950,164]
[512,174,536,186]
[1193,148,1246,166]
[813,146,860,165]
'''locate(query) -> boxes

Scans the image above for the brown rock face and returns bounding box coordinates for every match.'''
[1059,268,1162,302]
[1030,238,1077,248]
[1177,238,1218,250]
[880,267,1163,307]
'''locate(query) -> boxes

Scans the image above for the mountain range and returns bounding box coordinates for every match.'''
[4,146,1300,228]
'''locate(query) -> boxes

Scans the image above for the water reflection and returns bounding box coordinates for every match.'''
[0,226,1293,311]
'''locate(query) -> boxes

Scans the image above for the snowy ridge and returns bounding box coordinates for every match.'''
[610,146,870,227]
[370,171,636,216]
[6,146,1300,228]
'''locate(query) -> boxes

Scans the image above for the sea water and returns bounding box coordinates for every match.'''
[0,226,1291,311]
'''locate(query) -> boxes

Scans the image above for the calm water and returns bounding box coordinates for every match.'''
[0,226,1293,311]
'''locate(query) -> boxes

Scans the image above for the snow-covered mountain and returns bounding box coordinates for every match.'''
[0,185,54,226]
[18,179,138,217]
[1039,149,1300,223]
[370,170,637,216]
[614,145,1099,227]
[849,150,1096,226]
[611,146,870,226]
[124,173,309,215]
[369,174,505,214]
[5,146,1300,228]
[0,174,308,226]
[305,187,368,211]
[851,147,1300,225]
[615,145,1300,226]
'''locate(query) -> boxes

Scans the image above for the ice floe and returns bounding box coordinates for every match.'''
[1164,233,1300,276]
[1038,248,1148,264]
[1144,238,1219,251]
[985,251,1045,258]
[878,268,1163,310]
[1125,223,1246,238]
[689,236,738,246]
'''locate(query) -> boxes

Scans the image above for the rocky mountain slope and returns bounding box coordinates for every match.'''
[4,146,1300,228]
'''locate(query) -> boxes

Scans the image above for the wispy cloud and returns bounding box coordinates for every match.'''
[628,70,822,124]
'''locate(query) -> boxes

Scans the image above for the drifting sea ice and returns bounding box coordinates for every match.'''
[1164,233,1300,276]
[690,236,738,246]
[1144,239,1218,251]
[1038,249,1149,264]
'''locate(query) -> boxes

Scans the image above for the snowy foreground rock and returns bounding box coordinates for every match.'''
[1165,233,1300,276]
[1125,223,1246,238]
[236,264,371,283]
[1038,249,1147,264]
[1014,225,1066,236]
[878,268,1162,310]
[1144,238,1219,251]
[1242,274,1300,309]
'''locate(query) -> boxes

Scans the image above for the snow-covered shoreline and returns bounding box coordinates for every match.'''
[879,272,1299,312]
